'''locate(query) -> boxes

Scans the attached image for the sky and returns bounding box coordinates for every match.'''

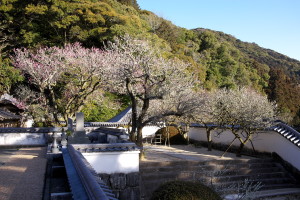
[138,0,300,61]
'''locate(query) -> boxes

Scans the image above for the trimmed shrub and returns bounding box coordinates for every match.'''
[150,180,222,200]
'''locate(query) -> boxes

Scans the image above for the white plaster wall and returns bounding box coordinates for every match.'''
[0,133,46,145]
[24,119,34,128]
[82,151,140,174]
[188,127,300,171]
[142,126,161,138]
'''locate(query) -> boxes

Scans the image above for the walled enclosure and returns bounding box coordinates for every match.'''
[188,127,300,171]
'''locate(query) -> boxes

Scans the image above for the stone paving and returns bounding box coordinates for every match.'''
[0,147,47,200]
[142,143,254,162]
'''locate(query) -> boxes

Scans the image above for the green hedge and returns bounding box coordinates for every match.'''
[150,180,222,200]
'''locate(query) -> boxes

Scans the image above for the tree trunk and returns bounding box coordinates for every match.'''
[126,79,137,143]
[221,137,237,158]
[236,142,244,157]
[207,129,212,151]
[136,126,143,147]
[45,87,60,123]
[129,128,136,142]
[129,99,137,142]
[137,126,144,159]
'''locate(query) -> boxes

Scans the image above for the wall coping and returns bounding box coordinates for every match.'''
[0,127,62,133]
[64,145,117,200]
[72,143,140,153]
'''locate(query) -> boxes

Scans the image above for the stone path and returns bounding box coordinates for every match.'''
[142,143,254,162]
[0,147,47,200]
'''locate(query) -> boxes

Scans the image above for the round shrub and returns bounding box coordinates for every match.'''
[150,180,222,200]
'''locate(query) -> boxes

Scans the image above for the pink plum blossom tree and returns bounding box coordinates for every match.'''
[12,43,113,124]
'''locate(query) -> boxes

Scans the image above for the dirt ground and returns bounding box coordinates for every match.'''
[0,147,47,200]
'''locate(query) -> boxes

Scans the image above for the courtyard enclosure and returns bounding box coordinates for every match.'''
[72,143,140,174]
[189,126,300,171]
[82,151,139,174]
[0,133,46,146]
[0,127,59,146]
[201,88,276,156]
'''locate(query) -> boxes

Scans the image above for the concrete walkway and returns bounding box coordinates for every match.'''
[0,147,47,200]
[142,143,254,162]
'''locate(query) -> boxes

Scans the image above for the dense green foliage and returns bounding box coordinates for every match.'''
[1,0,300,125]
[0,57,23,94]
[150,180,222,200]
[116,0,139,10]
[81,93,130,122]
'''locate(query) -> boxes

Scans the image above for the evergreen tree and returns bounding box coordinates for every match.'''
[116,0,140,10]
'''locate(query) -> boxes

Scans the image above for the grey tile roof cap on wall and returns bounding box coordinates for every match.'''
[0,110,21,120]
[107,107,132,123]
[71,143,140,153]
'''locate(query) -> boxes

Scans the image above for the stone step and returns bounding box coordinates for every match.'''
[211,177,298,190]
[140,162,283,175]
[140,159,280,171]
[140,159,300,199]
[218,183,300,196]
[217,166,286,176]
[261,183,300,191]
[140,167,284,178]
[210,172,293,182]
[141,171,185,181]
[251,188,300,199]
[141,164,295,184]
[141,171,297,188]
[140,158,275,168]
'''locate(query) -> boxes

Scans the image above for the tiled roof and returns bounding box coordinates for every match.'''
[63,146,118,200]
[0,94,25,110]
[272,122,300,148]
[72,143,140,153]
[84,122,128,127]
[0,110,21,120]
[107,107,132,123]
[0,127,61,133]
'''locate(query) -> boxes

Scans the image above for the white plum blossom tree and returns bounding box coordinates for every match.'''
[214,88,277,156]
[105,35,196,146]
[190,90,220,151]
[146,87,203,144]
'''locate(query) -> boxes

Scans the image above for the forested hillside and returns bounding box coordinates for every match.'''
[1,0,299,126]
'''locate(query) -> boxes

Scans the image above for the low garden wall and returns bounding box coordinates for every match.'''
[0,133,47,146]
[188,126,300,171]
[0,127,61,146]
[72,143,141,200]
